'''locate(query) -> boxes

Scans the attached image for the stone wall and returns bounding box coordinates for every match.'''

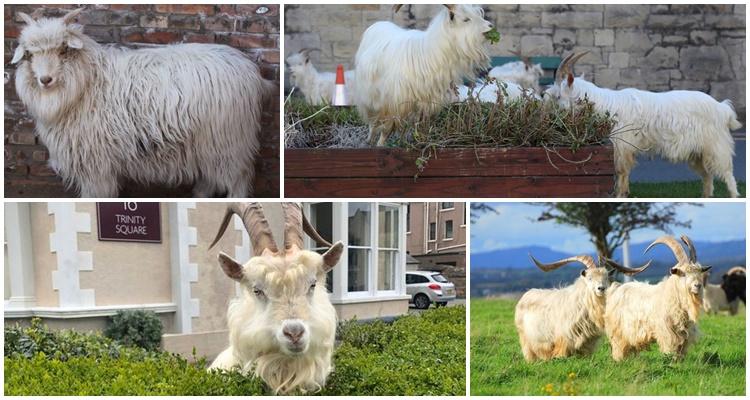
[4,4,281,197]
[284,4,746,122]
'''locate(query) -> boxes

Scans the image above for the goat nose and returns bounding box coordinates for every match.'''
[598,286,606,291]
[40,76,52,85]
[282,323,305,343]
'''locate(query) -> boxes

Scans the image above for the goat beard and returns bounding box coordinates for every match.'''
[247,347,333,394]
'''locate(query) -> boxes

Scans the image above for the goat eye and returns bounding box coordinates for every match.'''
[253,287,265,297]
[464,17,471,22]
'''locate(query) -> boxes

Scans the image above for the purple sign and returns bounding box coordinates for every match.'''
[97,202,162,243]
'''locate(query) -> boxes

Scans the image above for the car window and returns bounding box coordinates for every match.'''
[405,274,414,284]
[414,275,429,283]
[431,274,449,283]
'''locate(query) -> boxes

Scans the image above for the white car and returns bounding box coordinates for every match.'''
[406,270,456,309]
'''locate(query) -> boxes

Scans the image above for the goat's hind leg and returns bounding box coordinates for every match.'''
[688,156,714,197]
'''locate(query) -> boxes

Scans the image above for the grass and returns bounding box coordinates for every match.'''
[470,298,746,396]
[630,180,746,198]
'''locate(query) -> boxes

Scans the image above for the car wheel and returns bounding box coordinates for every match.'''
[414,294,430,310]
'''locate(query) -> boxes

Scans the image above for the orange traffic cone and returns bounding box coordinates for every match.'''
[332,64,348,106]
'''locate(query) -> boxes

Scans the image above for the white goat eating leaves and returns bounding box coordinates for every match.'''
[547,51,741,198]
[605,235,710,361]
[515,254,650,361]
[208,203,344,394]
[12,8,274,197]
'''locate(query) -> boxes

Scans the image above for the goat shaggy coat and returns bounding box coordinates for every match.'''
[353,4,491,146]
[13,11,274,197]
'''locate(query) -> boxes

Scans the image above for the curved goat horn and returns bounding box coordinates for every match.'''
[303,213,332,248]
[555,51,589,84]
[62,7,84,25]
[680,235,697,262]
[605,258,653,276]
[392,4,403,13]
[282,202,304,251]
[529,254,597,272]
[210,203,278,256]
[645,235,688,265]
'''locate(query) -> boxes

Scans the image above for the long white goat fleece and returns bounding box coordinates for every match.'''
[13,13,274,197]
[556,77,741,197]
[353,5,491,145]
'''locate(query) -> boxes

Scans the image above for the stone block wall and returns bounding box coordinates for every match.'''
[4,4,280,197]
[285,4,745,122]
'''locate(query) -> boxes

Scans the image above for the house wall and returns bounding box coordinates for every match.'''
[284,4,746,121]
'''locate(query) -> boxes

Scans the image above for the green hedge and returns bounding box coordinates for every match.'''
[104,309,163,351]
[4,307,466,395]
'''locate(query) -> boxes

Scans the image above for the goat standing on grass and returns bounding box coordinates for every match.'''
[605,235,710,361]
[547,52,741,198]
[209,203,344,394]
[354,4,493,146]
[12,8,275,197]
[703,266,745,315]
[515,254,650,361]
[286,49,355,105]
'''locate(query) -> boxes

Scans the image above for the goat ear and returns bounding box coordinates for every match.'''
[322,241,344,272]
[17,12,35,25]
[218,252,245,281]
[66,35,83,49]
[701,266,712,273]
[443,4,455,20]
[11,45,25,64]
[580,269,587,277]
[670,267,684,276]
[566,73,574,87]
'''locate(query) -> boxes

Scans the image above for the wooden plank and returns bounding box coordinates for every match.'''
[285,146,614,178]
[284,176,614,198]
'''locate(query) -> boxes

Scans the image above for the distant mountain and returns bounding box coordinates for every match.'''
[472,240,745,269]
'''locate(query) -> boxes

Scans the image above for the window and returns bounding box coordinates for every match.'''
[378,205,399,291]
[462,205,466,226]
[444,220,454,240]
[406,204,411,233]
[428,222,436,241]
[406,273,429,284]
[309,203,334,292]
[431,273,449,283]
[440,202,454,210]
[347,203,371,292]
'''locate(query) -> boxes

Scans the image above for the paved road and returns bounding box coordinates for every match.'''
[631,134,746,182]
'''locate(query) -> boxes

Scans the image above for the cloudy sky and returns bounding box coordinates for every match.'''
[471,202,746,254]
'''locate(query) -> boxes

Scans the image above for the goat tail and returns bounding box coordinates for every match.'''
[721,99,743,130]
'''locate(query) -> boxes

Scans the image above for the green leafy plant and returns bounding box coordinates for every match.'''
[104,310,163,351]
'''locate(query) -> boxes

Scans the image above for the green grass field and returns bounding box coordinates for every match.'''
[630,180,746,198]
[471,298,746,395]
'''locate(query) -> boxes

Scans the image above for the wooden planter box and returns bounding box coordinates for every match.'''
[285,145,614,197]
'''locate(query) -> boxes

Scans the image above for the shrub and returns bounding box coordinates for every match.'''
[104,310,163,351]
[4,307,466,395]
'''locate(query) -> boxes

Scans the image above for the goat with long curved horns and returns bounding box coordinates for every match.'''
[605,235,710,361]
[209,202,344,394]
[515,253,650,361]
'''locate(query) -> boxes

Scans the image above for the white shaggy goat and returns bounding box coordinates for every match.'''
[12,8,275,197]
[286,49,354,105]
[354,4,493,146]
[605,235,711,361]
[488,52,544,93]
[702,275,740,315]
[547,51,741,198]
[514,254,649,361]
[208,203,344,394]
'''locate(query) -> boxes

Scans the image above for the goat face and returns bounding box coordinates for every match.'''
[580,267,611,297]
[439,5,493,46]
[671,262,711,296]
[285,52,309,88]
[220,248,340,357]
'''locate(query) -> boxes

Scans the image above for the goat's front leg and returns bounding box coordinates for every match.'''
[614,147,636,197]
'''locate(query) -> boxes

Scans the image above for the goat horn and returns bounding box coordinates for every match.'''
[555,53,576,83]
[529,254,597,272]
[392,5,403,13]
[210,203,278,257]
[510,50,532,68]
[680,234,697,263]
[17,12,36,25]
[282,202,304,251]
[298,48,320,56]
[645,235,688,265]
[62,7,84,24]
[605,258,652,276]
[443,4,456,12]
[303,213,333,248]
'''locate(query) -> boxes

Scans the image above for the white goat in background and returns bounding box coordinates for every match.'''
[286,49,355,105]
[209,203,344,394]
[488,51,544,93]
[515,254,650,361]
[547,51,741,198]
[605,235,710,361]
[455,80,537,103]
[12,8,275,197]
[354,4,493,146]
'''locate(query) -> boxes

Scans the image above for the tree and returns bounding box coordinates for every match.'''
[536,202,695,261]
[470,202,498,224]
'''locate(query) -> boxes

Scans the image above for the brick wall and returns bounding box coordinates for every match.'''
[4,4,280,197]
[284,4,745,122]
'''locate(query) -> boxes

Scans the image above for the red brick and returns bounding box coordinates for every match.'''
[5,24,20,39]
[32,150,49,162]
[261,50,279,64]
[110,4,152,12]
[227,33,275,49]
[216,5,236,15]
[204,14,236,32]
[9,132,36,145]
[5,164,29,176]
[154,4,215,15]
[30,164,57,177]
[125,30,181,45]
[185,33,215,44]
